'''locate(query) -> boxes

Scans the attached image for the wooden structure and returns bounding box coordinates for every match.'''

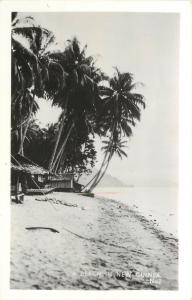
[11,170,24,203]
[11,154,50,200]
[48,173,74,192]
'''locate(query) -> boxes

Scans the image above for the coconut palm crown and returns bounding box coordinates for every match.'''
[84,68,145,191]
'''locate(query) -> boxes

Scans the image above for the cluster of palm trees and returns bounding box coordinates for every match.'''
[11,12,145,192]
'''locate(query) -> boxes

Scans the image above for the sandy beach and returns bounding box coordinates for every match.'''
[10,192,178,290]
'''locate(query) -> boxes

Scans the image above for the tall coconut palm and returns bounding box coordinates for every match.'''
[83,68,145,192]
[48,37,104,173]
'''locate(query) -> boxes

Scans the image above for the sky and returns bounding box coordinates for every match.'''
[19,12,179,186]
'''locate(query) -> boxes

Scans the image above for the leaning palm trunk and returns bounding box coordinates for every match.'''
[49,97,69,171]
[81,151,109,192]
[88,151,113,192]
[82,124,115,192]
[91,150,109,184]
[51,121,75,173]
[81,172,99,192]
[49,111,66,171]
[54,147,66,174]
[88,152,112,192]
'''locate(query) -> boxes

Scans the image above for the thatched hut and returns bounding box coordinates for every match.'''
[11,154,50,201]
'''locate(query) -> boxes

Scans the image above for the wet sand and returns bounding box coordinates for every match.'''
[10,192,178,290]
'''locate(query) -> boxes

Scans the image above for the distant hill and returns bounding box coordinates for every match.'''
[79,169,127,187]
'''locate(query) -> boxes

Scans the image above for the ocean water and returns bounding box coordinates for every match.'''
[94,186,178,238]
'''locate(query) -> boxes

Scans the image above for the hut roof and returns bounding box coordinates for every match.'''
[11,154,49,175]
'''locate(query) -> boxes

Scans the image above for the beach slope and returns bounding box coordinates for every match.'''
[11,192,178,290]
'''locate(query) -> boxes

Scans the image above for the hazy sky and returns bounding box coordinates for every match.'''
[19,12,179,186]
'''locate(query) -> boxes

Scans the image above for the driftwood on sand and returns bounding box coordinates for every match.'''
[26,227,59,233]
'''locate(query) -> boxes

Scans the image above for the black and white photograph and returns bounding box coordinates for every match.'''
[0,0,191,297]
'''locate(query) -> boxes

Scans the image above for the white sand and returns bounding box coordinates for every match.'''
[11,192,178,290]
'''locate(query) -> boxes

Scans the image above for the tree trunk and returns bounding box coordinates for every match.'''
[19,124,24,155]
[88,154,112,192]
[81,151,109,192]
[88,157,110,192]
[89,151,109,186]
[51,121,74,173]
[19,91,35,155]
[49,98,69,171]
[49,111,65,171]
[88,138,114,192]
[20,104,33,154]
[54,146,65,174]
[82,124,115,192]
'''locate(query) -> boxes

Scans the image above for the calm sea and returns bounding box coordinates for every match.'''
[94,186,178,238]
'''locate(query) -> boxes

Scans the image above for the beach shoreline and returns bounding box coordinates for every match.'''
[94,186,178,238]
[11,192,178,290]
[94,194,178,242]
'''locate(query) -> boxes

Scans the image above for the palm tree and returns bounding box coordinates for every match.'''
[48,37,104,173]
[83,68,145,192]
[11,12,66,155]
[11,14,41,154]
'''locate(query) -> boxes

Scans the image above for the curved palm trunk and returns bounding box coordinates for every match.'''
[49,111,66,171]
[83,124,116,192]
[54,147,66,174]
[88,151,113,192]
[51,121,74,173]
[49,97,69,171]
[81,151,109,192]
[81,172,99,192]
[91,151,109,183]
[88,155,110,192]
